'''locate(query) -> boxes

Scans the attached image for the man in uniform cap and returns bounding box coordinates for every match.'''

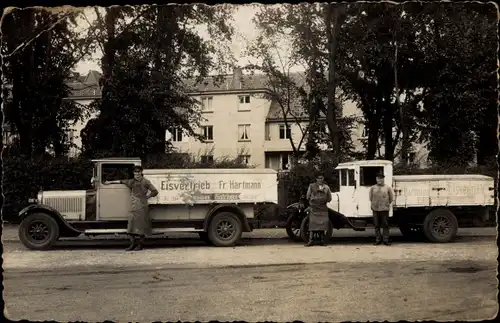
[104,165,159,251]
[369,172,394,245]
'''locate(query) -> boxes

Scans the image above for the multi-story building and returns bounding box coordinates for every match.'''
[171,68,352,169]
[3,68,429,168]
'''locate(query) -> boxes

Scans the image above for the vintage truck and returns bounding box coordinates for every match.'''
[17,157,278,250]
[285,160,496,243]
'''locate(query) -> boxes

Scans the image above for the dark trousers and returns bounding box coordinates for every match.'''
[373,211,389,242]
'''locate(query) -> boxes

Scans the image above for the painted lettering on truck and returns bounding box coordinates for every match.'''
[160,180,262,191]
[160,181,211,191]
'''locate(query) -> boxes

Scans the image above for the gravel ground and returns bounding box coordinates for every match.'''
[3,233,498,322]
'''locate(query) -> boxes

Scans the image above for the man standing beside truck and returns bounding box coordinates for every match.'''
[104,165,159,251]
[369,172,394,246]
[305,173,332,246]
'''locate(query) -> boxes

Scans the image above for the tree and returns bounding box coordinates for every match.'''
[1,8,95,158]
[251,3,355,165]
[244,33,312,158]
[336,2,497,167]
[81,5,236,160]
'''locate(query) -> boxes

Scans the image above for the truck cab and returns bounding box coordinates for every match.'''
[331,160,393,218]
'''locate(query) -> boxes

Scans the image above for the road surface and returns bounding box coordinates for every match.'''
[2,227,499,321]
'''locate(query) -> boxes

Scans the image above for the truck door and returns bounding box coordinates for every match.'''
[97,163,136,220]
[357,165,393,217]
[338,168,357,217]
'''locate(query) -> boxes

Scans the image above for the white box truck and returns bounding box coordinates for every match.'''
[17,158,278,250]
[286,160,496,243]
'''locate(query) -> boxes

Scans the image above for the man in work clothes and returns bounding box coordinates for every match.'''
[104,166,159,251]
[369,172,394,246]
[305,174,332,246]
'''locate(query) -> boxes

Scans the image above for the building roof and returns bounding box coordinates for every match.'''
[4,68,345,122]
[66,70,102,99]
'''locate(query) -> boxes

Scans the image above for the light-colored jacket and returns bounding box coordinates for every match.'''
[369,184,394,212]
[306,183,332,205]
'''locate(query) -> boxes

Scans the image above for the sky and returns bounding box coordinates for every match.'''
[74,5,264,75]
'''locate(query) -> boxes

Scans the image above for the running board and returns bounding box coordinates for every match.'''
[84,228,204,234]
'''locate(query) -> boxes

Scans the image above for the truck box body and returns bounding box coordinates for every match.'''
[393,174,495,208]
[143,168,278,205]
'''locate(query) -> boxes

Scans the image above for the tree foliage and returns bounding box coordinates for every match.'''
[81,5,236,160]
[251,3,355,164]
[1,8,95,158]
[252,2,497,167]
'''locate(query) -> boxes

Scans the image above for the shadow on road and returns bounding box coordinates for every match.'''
[35,233,495,250]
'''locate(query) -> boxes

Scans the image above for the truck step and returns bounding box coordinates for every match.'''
[84,228,203,234]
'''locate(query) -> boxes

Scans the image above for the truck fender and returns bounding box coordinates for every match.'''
[18,204,82,235]
[203,204,252,232]
[327,209,361,230]
[286,202,303,209]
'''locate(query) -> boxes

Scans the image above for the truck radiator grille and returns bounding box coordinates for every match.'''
[44,197,84,213]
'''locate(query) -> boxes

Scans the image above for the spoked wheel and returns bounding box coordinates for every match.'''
[423,208,458,243]
[207,212,243,247]
[285,212,303,242]
[18,213,60,250]
[299,215,333,244]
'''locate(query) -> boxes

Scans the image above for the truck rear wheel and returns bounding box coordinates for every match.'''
[208,212,243,247]
[299,215,333,243]
[19,213,60,250]
[423,208,458,243]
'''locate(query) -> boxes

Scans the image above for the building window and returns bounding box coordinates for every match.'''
[281,153,290,170]
[264,124,271,141]
[279,124,291,139]
[200,155,214,164]
[201,126,213,141]
[201,97,213,112]
[238,124,251,141]
[238,95,251,111]
[2,130,14,146]
[66,129,76,141]
[170,128,183,142]
[238,155,251,164]
[361,126,368,138]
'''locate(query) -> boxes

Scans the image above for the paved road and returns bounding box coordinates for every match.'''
[3,227,498,321]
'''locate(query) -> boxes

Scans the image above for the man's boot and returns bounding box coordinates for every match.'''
[305,231,315,247]
[319,231,326,246]
[125,236,136,251]
[133,235,145,251]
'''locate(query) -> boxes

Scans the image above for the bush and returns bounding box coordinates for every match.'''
[2,156,93,223]
[279,153,340,207]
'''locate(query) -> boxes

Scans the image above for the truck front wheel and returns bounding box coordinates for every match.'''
[299,215,333,243]
[423,208,458,243]
[19,213,60,250]
[207,212,243,247]
[285,211,303,242]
